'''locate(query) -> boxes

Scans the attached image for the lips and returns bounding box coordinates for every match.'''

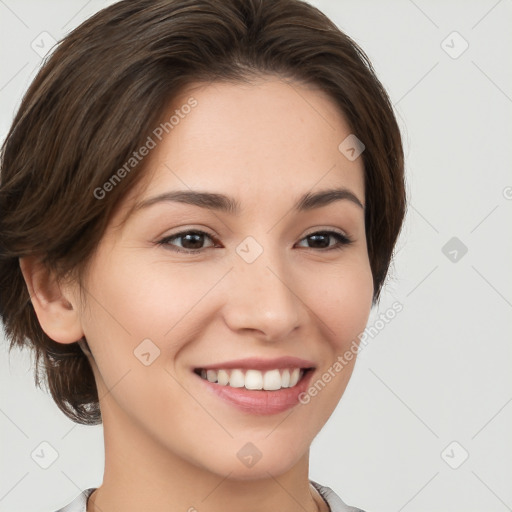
[194,366,315,414]
[194,356,316,371]
[191,356,317,414]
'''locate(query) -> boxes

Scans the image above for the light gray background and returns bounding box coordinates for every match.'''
[1,1,511,511]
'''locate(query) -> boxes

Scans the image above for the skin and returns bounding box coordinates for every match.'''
[20,76,374,512]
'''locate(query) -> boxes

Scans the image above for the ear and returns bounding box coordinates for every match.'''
[19,256,85,344]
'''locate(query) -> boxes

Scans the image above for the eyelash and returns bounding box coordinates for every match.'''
[156,229,353,254]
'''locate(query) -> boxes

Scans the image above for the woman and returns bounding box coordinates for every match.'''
[0,0,405,510]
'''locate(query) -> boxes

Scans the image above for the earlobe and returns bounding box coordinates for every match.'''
[18,256,85,344]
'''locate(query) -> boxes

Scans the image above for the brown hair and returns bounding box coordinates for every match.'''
[0,0,406,425]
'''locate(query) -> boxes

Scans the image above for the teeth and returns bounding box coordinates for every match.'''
[217,369,229,386]
[263,369,282,391]
[281,369,290,387]
[229,369,245,388]
[289,368,300,387]
[198,368,306,390]
[245,369,263,390]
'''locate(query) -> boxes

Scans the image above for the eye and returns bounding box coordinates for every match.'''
[157,229,353,254]
[296,230,353,251]
[157,230,217,254]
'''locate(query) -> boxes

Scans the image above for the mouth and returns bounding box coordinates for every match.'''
[191,356,317,414]
[193,367,315,391]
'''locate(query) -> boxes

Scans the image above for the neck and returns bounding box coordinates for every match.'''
[87,399,324,512]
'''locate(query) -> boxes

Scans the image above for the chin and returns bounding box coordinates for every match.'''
[199,439,308,481]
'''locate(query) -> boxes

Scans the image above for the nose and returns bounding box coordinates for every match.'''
[222,248,305,342]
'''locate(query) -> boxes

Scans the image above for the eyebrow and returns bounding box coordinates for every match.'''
[134,187,364,215]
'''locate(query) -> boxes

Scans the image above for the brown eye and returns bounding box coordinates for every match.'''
[158,230,216,253]
[296,231,352,251]
[157,229,352,255]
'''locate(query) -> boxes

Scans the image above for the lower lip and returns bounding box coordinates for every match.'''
[194,369,315,415]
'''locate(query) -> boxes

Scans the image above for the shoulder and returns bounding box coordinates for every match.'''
[53,488,96,512]
[310,480,367,512]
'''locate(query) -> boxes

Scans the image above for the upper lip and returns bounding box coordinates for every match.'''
[195,356,316,371]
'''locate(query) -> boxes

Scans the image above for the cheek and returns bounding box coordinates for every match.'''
[79,249,232,398]
[306,257,374,350]
[84,250,221,343]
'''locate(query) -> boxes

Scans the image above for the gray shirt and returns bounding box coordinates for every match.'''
[54,480,365,512]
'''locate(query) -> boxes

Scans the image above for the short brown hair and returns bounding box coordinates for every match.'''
[0,0,406,425]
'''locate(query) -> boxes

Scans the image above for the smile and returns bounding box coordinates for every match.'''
[194,367,312,391]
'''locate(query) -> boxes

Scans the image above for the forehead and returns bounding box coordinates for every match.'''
[119,77,365,221]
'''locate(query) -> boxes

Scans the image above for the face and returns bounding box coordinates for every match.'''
[75,77,373,479]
